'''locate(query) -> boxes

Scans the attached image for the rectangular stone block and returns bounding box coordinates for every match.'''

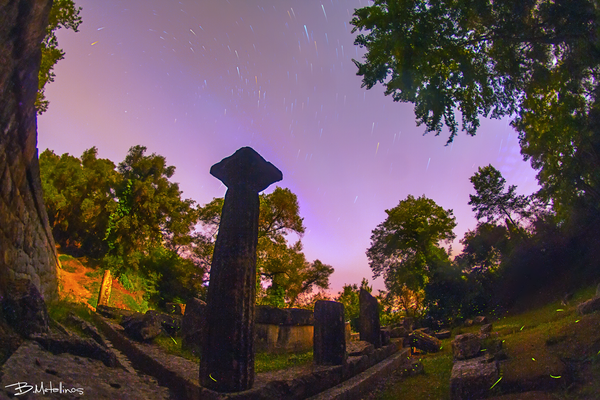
[450,356,499,400]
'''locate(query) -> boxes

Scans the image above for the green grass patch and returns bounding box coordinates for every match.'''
[255,350,313,373]
[377,341,453,400]
[85,269,104,278]
[154,335,200,363]
[87,296,98,309]
[47,299,95,337]
[153,337,313,374]
[58,254,75,262]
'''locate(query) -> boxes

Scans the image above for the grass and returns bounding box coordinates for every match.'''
[377,283,600,399]
[376,340,453,400]
[153,335,313,374]
[154,335,200,363]
[255,350,313,373]
[47,298,96,338]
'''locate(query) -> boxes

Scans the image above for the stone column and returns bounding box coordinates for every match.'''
[97,270,112,307]
[359,289,382,348]
[313,300,346,365]
[199,147,282,392]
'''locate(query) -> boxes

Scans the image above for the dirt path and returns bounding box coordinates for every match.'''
[58,257,99,306]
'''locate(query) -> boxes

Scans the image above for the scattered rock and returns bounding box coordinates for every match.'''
[414,327,432,335]
[66,312,107,347]
[452,333,482,360]
[121,313,162,342]
[181,298,205,354]
[380,328,390,346]
[450,355,499,400]
[474,316,488,325]
[409,330,442,353]
[435,330,451,340]
[577,296,600,315]
[464,319,474,327]
[0,341,171,400]
[165,302,186,315]
[390,326,410,338]
[346,340,374,356]
[30,332,118,367]
[2,279,50,337]
[480,323,493,334]
[96,305,138,320]
[146,310,181,337]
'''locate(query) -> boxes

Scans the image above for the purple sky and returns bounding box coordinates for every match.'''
[38,0,539,295]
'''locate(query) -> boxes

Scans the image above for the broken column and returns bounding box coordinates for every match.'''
[359,288,382,348]
[97,270,112,307]
[313,300,346,365]
[199,147,282,392]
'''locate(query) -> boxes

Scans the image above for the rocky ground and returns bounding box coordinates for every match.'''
[1,340,173,399]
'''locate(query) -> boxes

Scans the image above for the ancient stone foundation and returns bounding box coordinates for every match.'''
[0,0,59,303]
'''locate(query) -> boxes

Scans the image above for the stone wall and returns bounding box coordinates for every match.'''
[0,0,59,302]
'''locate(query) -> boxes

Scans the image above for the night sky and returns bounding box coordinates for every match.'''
[38,0,539,294]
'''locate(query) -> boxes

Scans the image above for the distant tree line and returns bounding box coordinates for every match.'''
[40,146,333,308]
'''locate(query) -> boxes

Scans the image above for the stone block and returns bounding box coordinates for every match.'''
[346,340,374,356]
[480,323,493,334]
[409,330,442,353]
[577,296,600,315]
[450,356,499,400]
[359,289,381,348]
[181,297,205,354]
[313,300,346,365]
[452,333,482,360]
[435,330,451,339]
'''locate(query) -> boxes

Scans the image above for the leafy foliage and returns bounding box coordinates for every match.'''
[37,0,83,114]
[40,147,119,256]
[198,187,333,307]
[367,194,456,294]
[468,165,532,232]
[335,279,371,331]
[40,145,206,306]
[351,0,600,218]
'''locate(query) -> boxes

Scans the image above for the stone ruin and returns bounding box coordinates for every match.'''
[313,300,346,365]
[359,288,381,348]
[199,147,282,392]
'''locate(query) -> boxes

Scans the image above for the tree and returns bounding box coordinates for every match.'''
[457,223,509,274]
[336,283,360,329]
[40,147,119,256]
[366,195,456,298]
[37,0,83,114]
[197,187,332,307]
[350,0,600,216]
[468,165,531,232]
[104,145,199,271]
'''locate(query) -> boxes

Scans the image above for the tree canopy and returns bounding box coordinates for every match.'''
[37,0,83,114]
[468,165,531,231]
[351,0,600,216]
[366,194,456,295]
[197,186,333,307]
